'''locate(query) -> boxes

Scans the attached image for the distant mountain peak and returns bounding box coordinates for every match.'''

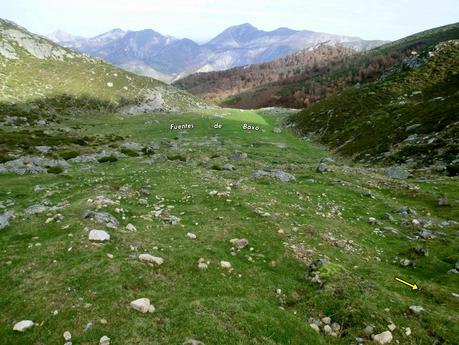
[47,30,84,43]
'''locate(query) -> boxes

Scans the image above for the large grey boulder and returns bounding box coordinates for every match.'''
[0,156,68,175]
[231,151,248,160]
[387,166,410,179]
[83,210,119,229]
[0,211,12,230]
[24,204,48,215]
[252,170,296,182]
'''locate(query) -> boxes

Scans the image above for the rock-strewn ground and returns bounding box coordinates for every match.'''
[0,109,457,344]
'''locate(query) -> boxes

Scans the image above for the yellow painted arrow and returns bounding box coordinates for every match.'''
[395,277,418,290]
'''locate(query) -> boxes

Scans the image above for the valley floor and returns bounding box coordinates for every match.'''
[0,109,458,344]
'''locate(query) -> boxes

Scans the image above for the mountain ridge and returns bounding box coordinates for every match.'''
[48,23,388,82]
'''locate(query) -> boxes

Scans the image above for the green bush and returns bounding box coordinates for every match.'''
[98,156,118,163]
[120,148,139,157]
[47,166,64,174]
[61,151,79,160]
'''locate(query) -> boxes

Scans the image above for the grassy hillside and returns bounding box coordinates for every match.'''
[289,40,459,172]
[0,19,207,113]
[0,108,458,344]
[175,22,459,109]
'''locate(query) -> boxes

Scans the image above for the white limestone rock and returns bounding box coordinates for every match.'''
[139,254,164,266]
[13,320,34,332]
[130,298,155,313]
[100,335,111,345]
[88,229,110,242]
[373,330,393,344]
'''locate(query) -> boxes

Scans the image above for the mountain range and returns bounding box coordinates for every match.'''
[48,23,387,82]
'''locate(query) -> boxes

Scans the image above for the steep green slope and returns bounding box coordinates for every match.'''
[0,19,207,113]
[289,40,459,172]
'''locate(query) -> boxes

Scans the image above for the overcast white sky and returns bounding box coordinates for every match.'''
[2,0,458,42]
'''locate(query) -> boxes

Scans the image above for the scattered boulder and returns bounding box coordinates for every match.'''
[316,163,328,173]
[437,195,449,206]
[409,305,424,314]
[0,211,12,230]
[364,325,374,335]
[231,151,247,159]
[126,223,137,232]
[186,232,197,239]
[387,166,410,179]
[321,317,331,325]
[83,210,119,229]
[24,204,48,215]
[222,163,236,171]
[63,331,72,341]
[415,229,446,240]
[13,320,34,332]
[309,323,320,332]
[198,258,209,270]
[252,170,296,182]
[139,254,164,266]
[88,230,110,242]
[230,238,249,249]
[130,298,155,313]
[163,215,181,225]
[183,339,203,345]
[100,335,111,345]
[373,330,393,344]
[220,261,232,269]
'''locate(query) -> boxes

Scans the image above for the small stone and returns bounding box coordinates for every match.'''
[404,327,411,336]
[309,323,320,332]
[373,330,393,344]
[107,253,114,259]
[84,322,93,332]
[323,325,332,335]
[100,335,111,345]
[316,163,328,173]
[88,229,110,242]
[387,166,410,179]
[387,324,396,332]
[230,238,248,249]
[126,223,137,232]
[409,305,424,314]
[13,320,34,332]
[139,254,164,265]
[198,258,208,269]
[331,323,340,332]
[437,196,449,206]
[321,316,331,325]
[183,339,203,345]
[400,258,412,267]
[64,331,72,341]
[130,298,155,313]
[220,261,231,269]
[364,325,374,335]
[186,232,197,239]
